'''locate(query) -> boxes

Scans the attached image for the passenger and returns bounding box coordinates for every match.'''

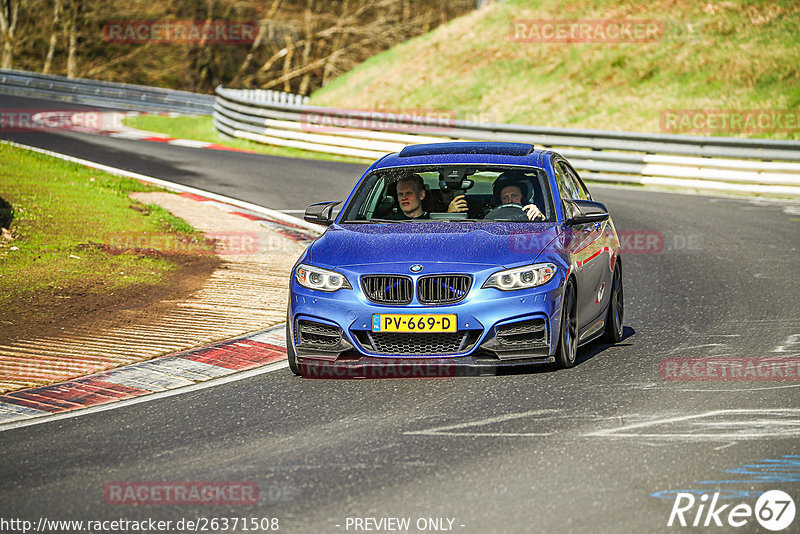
[492,172,544,221]
[445,192,468,213]
[387,174,430,220]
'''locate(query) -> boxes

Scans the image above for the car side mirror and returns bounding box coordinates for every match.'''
[304,201,341,226]
[563,199,609,226]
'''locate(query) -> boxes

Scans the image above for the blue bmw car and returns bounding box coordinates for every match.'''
[287,142,623,376]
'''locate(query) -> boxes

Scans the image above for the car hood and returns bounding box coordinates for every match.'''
[306,222,561,268]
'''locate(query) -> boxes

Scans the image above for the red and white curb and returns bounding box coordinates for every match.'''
[21,110,256,154]
[0,325,288,430]
[109,120,257,154]
[0,142,325,431]
[103,111,258,153]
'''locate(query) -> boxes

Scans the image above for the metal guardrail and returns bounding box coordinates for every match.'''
[223,88,309,106]
[1,71,797,195]
[0,69,214,114]
[214,86,800,196]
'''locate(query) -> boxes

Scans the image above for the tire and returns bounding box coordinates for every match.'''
[555,279,578,369]
[286,317,300,375]
[601,263,624,343]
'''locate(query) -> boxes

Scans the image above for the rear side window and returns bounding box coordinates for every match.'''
[554,161,579,200]
[554,161,589,201]
[561,162,591,200]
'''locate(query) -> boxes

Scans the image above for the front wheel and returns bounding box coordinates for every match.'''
[554,280,578,369]
[601,263,623,343]
[286,317,300,375]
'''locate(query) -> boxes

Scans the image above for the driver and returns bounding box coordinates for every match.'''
[492,172,544,221]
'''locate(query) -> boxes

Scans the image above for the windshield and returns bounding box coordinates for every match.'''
[340,166,556,223]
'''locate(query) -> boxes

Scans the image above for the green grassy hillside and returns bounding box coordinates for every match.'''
[311,0,800,139]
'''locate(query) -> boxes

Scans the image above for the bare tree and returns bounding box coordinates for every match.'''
[0,0,19,69]
[43,0,63,73]
[251,0,459,95]
[64,0,83,78]
[0,0,472,92]
[296,4,313,95]
[232,0,284,85]
[280,32,295,92]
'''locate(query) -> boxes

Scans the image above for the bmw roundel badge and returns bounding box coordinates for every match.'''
[410,264,423,273]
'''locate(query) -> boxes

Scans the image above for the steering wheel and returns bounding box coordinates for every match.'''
[483,203,529,222]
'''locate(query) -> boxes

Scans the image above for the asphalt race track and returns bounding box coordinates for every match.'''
[1,95,799,533]
[0,95,365,211]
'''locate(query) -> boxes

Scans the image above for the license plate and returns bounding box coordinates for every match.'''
[372,314,457,333]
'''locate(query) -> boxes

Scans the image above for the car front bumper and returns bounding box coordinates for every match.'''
[288,272,566,371]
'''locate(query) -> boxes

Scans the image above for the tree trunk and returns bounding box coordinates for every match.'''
[232,0,283,86]
[0,0,19,69]
[281,33,295,92]
[43,0,62,74]
[65,0,82,78]
[297,6,313,95]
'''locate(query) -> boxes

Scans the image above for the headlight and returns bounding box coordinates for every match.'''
[295,264,352,292]
[483,263,557,291]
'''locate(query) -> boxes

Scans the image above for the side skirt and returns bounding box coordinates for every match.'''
[576,298,611,346]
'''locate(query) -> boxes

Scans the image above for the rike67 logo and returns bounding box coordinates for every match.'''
[668,490,796,530]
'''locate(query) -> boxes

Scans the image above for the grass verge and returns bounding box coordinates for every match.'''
[311,0,800,140]
[0,143,217,343]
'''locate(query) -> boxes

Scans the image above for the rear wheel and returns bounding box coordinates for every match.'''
[286,316,300,375]
[555,280,578,369]
[601,263,624,343]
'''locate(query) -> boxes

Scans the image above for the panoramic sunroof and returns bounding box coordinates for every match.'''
[398,142,535,158]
